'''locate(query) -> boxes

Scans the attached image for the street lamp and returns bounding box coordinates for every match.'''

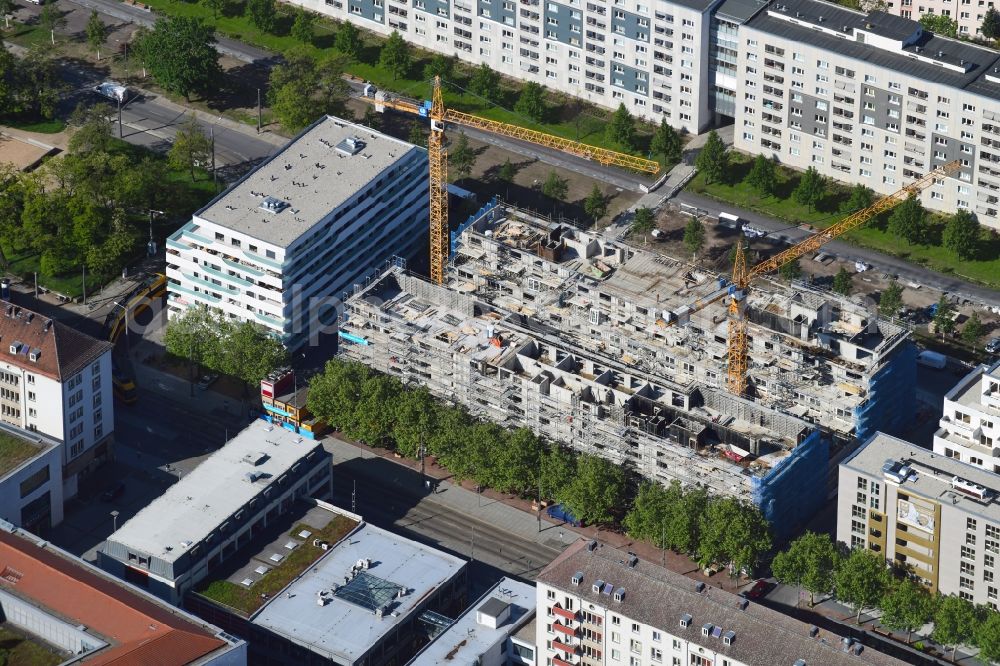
[110,510,120,532]
[147,209,165,256]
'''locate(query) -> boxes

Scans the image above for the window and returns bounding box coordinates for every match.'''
[632,623,640,634]
[612,631,621,643]
[963,545,977,560]
[970,517,979,531]
[27,391,35,402]
[547,590,556,599]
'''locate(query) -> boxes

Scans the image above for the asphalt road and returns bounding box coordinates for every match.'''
[673,190,1000,308]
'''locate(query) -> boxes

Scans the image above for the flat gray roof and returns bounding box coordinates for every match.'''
[408,578,535,666]
[713,0,768,23]
[196,115,422,248]
[252,522,465,663]
[947,360,1000,414]
[538,540,913,666]
[107,420,324,564]
[746,0,1000,101]
[843,432,1000,523]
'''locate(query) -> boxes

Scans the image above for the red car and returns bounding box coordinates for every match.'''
[740,579,770,600]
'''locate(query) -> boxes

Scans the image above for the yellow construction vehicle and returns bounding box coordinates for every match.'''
[368,76,661,283]
[661,160,961,396]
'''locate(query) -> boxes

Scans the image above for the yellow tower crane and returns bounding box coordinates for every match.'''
[656,160,960,396]
[370,76,661,283]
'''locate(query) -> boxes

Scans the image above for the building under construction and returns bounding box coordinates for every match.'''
[338,202,915,536]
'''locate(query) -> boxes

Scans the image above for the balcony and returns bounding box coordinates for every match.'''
[554,658,577,666]
[554,623,579,637]
[552,639,580,654]
[553,606,578,621]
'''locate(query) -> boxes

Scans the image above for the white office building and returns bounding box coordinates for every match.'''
[933,360,1000,471]
[0,423,64,533]
[0,304,113,500]
[166,115,429,349]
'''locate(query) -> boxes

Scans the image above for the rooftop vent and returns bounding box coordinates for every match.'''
[723,630,736,646]
[571,571,583,585]
[794,661,807,666]
[9,341,21,354]
[593,579,605,593]
[586,540,598,552]
[245,452,269,466]
[702,623,714,637]
[952,475,993,500]
[43,319,52,332]
[679,614,692,628]
[627,553,639,568]
[809,626,819,638]
[259,196,290,214]
[938,50,945,58]
[613,587,625,603]
[817,15,823,21]
[25,313,33,324]
[245,471,265,483]
[865,21,873,28]
[336,136,367,156]
[882,459,913,483]
[695,582,706,593]
[853,644,864,656]
[28,348,40,363]
[738,598,749,611]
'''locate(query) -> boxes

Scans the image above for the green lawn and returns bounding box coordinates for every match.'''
[3,118,67,134]
[0,626,64,666]
[0,432,40,477]
[132,0,657,156]
[687,153,1000,289]
[196,514,357,616]
[4,24,52,49]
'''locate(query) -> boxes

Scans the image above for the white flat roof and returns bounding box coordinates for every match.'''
[108,420,324,564]
[408,577,535,665]
[196,115,422,248]
[251,522,465,663]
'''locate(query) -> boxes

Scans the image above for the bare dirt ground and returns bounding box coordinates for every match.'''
[0,133,58,170]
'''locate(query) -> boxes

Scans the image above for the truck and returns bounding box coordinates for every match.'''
[718,212,741,227]
[917,350,947,370]
[546,503,582,527]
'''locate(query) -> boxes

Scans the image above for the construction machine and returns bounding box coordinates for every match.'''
[366,76,661,284]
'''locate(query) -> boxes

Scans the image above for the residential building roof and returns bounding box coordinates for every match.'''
[194,115,423,248]
[0,521,237,665]
[408,577,535,665]
[842,431,1000,523]
[251,521,466,664]
[106,420,325,565]
[537,539,912,666]
[0,422,58,480]
[0,303,111,381]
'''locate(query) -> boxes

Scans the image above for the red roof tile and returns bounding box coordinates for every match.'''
[0,305,111,381]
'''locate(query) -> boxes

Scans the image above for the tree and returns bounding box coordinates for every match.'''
[423,54,455,82]
[391,386,437,459]
[920,12,958,37]
[163,307,225,371]
[833,547,890,624]
[832,266,853,296]
[556,454,626,526]
[888,193,926,244]
[514,81,547,122]
[407,121,426,147]
[246,0,277,33]
[135,17,222,100]
[943,209,980,260]
[695,130,728,185]
[350,375,402,446]
[469,63,502,104]
[68,102,114,154]
[39,1,66,45]
[335,21,362,59]
[291,8,316,44]
[624,481,672,545]
[449,132,476,181]
[541,171,568,201]
[746,154,777,198]
[696,498,770,579]
[879,280,904,318]
[539,446,575,501]
[218,321,287,395]
[770,532,839,606]
[497,158,515,183]
[606,103,636,150]
[778,259,802,281]
[85,10,105,60]
[379,30,411,80]
[880,578,936,644]
[0,0,14,30]
[493,427,542,495]
[203,0,228,19]
[976,611,1000,665]
[632,207,655,236]
[584,185,607,222]
[683,218,705,257]
[168,114,212,181]
[933,295,956,337]
[793,166,825,211]
[933,595,978,662]
[666,485,709,555]
[268,53,351,132]
[841,183,874,214]
[983,7,1000,41]
[650,118,682,164]
[962,311,984,344]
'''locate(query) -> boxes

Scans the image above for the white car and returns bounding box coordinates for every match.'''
[855,260,871,273]
[93,81,132,104]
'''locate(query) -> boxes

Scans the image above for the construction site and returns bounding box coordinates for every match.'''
[334,201,935,535]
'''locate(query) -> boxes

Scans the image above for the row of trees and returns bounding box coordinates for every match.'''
[624,480,771,579]
[773,532,1000,662]
[306,359,629,525]
[0,43,61,123]
[164,307,287,395]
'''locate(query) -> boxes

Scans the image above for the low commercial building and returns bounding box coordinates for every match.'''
[933,360,1000,472]
[408,577,536,666]
[0,423,63,533]
[0,303,114,499]
[98,420,332,605]
[537,538,912,666]
[0,519,246,664]
[166,115,429,349]
[260,367,326,439]
[839,431,1000,606]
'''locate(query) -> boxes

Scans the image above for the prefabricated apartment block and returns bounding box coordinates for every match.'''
[933,360,1000,473]
[166,116,428,350]
[334,203,922,536]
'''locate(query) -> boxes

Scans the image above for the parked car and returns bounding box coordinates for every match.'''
[92,81,133,104]
[740,579,770,600]
[987,338,1000,354]
[101,482,125,503]
[197,374,219,390]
